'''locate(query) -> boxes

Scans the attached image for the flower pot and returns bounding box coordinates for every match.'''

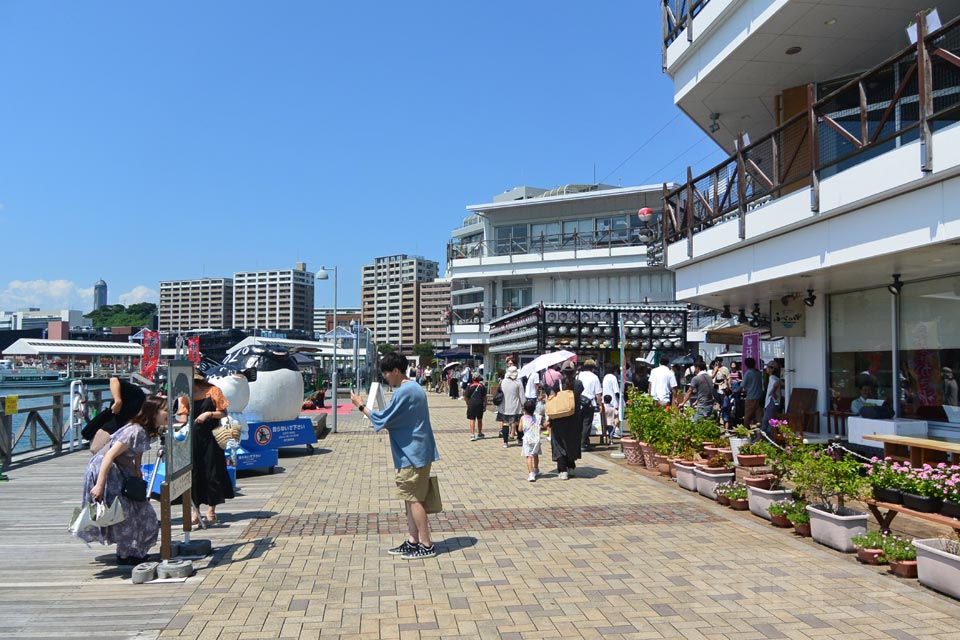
[889,559,918,579]
[728,437,749,461]
[736,453,767,467]
[748,486,793,521]
[668,458,679,478]
[743,474,773,490]
[695,463,732,474]
[902,492,942,513]
[674,461,698,491]
[654,455,671,477]
[941,499,960,520]
[792,522,811,537]
[719,447,734,462]
[622,438,644,466]
[730,498,749,511]
[856,548,885,565]
[702,446,720,459]
[872,486,902,504]
[806,505,868,553]
[716,494,731,506]
[639,442,656,469]
[694,468,734,500]
[915,538,960,598]
[770,513,791,528]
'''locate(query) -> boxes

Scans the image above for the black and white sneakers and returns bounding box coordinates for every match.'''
[402,543,437,559]
[388,540,418,556]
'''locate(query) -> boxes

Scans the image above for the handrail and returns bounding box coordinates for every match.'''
[447,227,657,262]
[662,11,960,256]
[662,0,711,55]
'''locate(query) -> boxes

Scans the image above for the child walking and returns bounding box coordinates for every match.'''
[521,399,541,482]
[603,394,620,439]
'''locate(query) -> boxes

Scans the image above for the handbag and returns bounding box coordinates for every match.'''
[546,388,576,419]
[70,498,125,534]
[424,476,443,514]
[492,388,504,405]
[212,418,242,450]
[121,476,148,502]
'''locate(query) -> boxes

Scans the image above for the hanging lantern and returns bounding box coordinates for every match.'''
[637,207,654,224]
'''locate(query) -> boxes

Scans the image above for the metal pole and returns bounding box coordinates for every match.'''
[353,324,360,390]
[331,267,338,434]
[611,314,626,459]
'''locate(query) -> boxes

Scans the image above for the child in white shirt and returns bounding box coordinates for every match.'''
[521,399,541,482]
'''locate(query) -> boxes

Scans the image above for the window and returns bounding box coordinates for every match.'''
[494,225,528,255]
[829,288,893,415]
[562,219,592,245]
[595,215,630,243]
[501,279,532,313]
[530,222,561,251]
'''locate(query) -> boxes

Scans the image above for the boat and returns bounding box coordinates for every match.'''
[0,367,70,388]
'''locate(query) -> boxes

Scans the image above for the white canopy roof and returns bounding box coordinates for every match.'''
[2,338,143,357]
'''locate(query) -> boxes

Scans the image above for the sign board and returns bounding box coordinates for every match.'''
[165,360,194,496]
[362,382,387,425]
[243,418,317,449]
[742,332,761,370]
[770,298,806,337]
[4,396,17,415]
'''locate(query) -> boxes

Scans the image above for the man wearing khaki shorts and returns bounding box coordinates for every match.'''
[352,352,440,559]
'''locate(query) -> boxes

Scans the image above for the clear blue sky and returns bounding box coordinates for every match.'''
[0,1,718,313]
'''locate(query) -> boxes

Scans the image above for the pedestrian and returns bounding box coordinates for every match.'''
[460,362,472,397]
[547,361,584,480]
[720,387,734,429]
[762,362,782,436]
[350,352,440,559]
[524,367,541,402]
[577,359,603,451]
[601,363,620,441]
[464,371,486,441]
[76,396,166,564]
[741,357,764,428]
[448,367,460,399]
[603,394,620,439]
[81,376,147,449]
[497,366,525,447]
[521,399,541,482]
[179,372,233,526]
[729,360,742,393]
[648,356,677,407]
[678,359,715,421]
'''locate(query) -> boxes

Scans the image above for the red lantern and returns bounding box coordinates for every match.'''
[638,207,654,223]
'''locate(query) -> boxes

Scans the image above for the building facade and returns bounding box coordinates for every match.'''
[361,255,439,353]
[158,278,234,332]
[0,309,86,332]
[313,307,362,334]
[660,1,960,435]
[446,184,675,368]
[232,263,315,333]
[419,278,451,349]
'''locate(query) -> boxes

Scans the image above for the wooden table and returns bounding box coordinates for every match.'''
[862,433,960,466]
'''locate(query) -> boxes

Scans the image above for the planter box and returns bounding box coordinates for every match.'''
[736,454,767,467]
[942,499,960,520]
[748,486,793,521]
[872,486,902,504]
[902,492,942,513]
[915,538,960,599]
[807,505,868,553]
[694,468,734,500]
[729,437,750,461]
[674,462,698,491]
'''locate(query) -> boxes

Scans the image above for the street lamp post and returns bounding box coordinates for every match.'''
[316,266,338,434]
[350,319,360,391]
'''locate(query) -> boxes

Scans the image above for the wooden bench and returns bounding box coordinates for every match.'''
[865,499,960,535]
[862,433,960,466]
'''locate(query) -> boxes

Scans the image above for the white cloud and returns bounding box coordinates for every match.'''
[0,279,95,313]
[119,285,159,306]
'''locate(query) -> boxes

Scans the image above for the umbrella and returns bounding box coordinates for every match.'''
[717,351,742,358]
[518,350,577,379]
[442,362,462,372]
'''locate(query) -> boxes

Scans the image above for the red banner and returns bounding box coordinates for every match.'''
[142,330,160,380]
[187,337,201,364]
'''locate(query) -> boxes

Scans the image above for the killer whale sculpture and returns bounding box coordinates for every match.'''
[219,345,304,423]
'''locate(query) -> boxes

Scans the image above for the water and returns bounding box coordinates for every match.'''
[4,382,110,455]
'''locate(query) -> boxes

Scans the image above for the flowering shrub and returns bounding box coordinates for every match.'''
[725,482,748,501]
[851,530,888,551]
[767,499,793,517]
[883,535,916,561]
[768,498,808,523]
[714,480,736,496]
[791,444,868,514]
[866,458,960,500]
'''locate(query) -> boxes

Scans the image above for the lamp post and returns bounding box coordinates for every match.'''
[349,319,359,390]
[316,266,338,434]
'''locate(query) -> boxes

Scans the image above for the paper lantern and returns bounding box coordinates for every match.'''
[638,207,654,223]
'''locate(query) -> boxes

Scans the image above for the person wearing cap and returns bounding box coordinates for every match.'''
[944,367,958,407]
[464,370,487,441]
[497,366,525,447]
[576,359,603,451]
[548,360,584,480]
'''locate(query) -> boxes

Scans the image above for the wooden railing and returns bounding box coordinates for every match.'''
[661,0,711,69]
[662,12,960,260]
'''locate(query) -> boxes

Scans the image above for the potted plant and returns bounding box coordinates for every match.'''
[674,449,699,492]
[915,536,960,596]
[727,482,749,510]
[851,530,888,565]
[728,424,751,461]
[695,456,735,500]
[714,480,735,506]
[865,457,904,504]
[794,445,870,552]
[884,536,918,579]
[942,470,960,519]
[746,433,797,521]
[767,499,793,528]
[784,499,811,537]
[735,441,767,467]
[623,389,660,467]
[901,463,945,513]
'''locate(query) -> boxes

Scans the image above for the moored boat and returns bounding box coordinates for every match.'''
[0,367,69,388]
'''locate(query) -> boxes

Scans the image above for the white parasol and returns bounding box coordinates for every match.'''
[518,350,577,379]
[442,361,463,372]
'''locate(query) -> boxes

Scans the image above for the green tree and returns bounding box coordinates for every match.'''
[412,342,434,358]
[84,303,157,328]
[378,343,396,355]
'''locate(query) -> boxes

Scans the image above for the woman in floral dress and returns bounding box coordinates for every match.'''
[78,396,166,564]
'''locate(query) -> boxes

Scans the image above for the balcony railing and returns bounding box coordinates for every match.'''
[663,12,960,258]
[447,229,658,263]
[661,0,710,67]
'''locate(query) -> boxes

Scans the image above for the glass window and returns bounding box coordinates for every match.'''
[562,219,593,246]
[530,222,561,251]
[899,276,960,425]
[501,279,532,313]
[828,288,893,414]
[596,215,630,243]
[495,225,528,255]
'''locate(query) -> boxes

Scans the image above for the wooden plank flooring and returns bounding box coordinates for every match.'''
[0,443,317,639]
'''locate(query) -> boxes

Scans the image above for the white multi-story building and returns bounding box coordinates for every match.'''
[158,278,234,332]
[419,278,452,349]
[447,184,675,367]
[661,1,960,435]
[232,263,315,333]
[0,309,85,331]
[361,255,439,352]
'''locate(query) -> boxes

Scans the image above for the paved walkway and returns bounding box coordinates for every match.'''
[4,392,960,639]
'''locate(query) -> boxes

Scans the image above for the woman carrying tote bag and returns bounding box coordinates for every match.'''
[546,361,584,481]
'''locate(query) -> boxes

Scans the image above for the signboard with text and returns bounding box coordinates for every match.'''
[742,332,761,370]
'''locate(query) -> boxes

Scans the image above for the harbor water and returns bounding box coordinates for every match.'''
[3,382,110,455]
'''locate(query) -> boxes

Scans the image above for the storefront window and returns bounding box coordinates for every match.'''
[828,288,893,414]
[899,276,960,426]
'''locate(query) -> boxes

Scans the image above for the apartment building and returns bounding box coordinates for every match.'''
[447,184,674,368]
[313,307,362,334]
[361,255,439,352]
[660,1,960,435]
[419,278,451,349]
[158,278,233,332]
[232,263,315,333]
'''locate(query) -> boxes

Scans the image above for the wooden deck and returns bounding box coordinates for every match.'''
[0,443,317,639]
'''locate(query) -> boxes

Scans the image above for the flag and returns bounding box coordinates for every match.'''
[187,337,201,364]
[142,330,160,380]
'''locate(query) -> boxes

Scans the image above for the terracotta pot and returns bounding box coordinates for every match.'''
[730,498,749,511]
[639,442,656,469]
[719,447,734,462]
[716,494,731,506]
[622,438,644,466]
[793,522,811,537]
[702,446,720,459]
[770,513,792,528]
[889,559,918,579]
[856,548,886,565]
[654,455,671,477]
[736,454,767,467]
[743,474,774,490]
[696,464,733,475]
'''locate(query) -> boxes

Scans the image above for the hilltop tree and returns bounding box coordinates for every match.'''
[84,303,157,328]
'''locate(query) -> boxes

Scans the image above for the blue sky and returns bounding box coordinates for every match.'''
[0,1,718,313]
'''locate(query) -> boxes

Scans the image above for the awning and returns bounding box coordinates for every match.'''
[435,350,474,359]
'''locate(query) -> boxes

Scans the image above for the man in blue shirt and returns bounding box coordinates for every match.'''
[351,352,440,559]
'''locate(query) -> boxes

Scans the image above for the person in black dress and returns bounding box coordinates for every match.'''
[179,372,233,525]
[547,361,584,480]
[464,371,486,441]
[81,377,146,442]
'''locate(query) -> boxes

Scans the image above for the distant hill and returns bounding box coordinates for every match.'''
[84,303,157,328]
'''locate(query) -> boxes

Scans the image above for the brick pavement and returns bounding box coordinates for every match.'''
[160,392,960,639]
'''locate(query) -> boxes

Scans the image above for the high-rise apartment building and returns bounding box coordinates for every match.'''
[418,279,451,349]
[233,263,315,333]
[158,278,234,332]
[361,254,439,352]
